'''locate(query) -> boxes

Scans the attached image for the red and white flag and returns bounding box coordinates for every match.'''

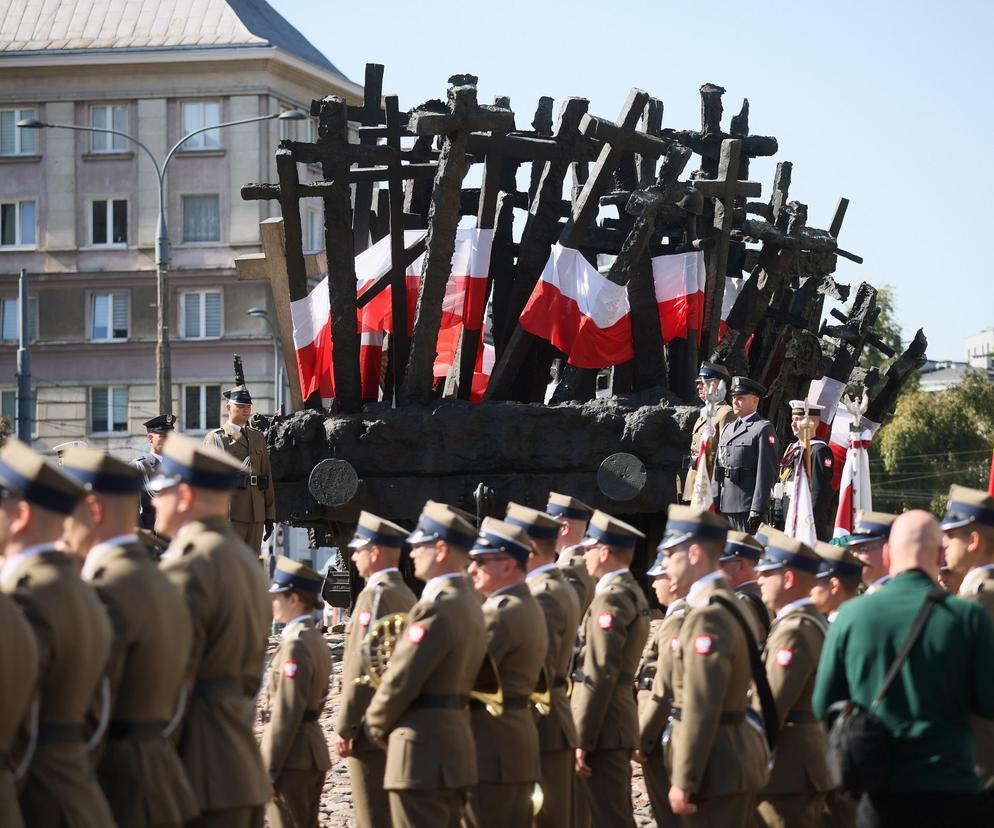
[785,454,818,546]
[690,425,716,512]
[833,424,874,538]
[650,251,706,343]
[718,275,746,342]
[519,244,634,368]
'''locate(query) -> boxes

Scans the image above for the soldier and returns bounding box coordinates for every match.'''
[663,505,770,825]
[60,447,198,827]
[809,541,865,623]
[940,484,994,789]
[754,536,833,828]
[261,557,332,828]
[506,502,581,828]
[713,376,779,533]
[364,502,488,827]
[205,384,275,553]
[683,362,735,503]
[133,412,175,534]
[0,438,115,827]
[719,530,772,639]
[773,401,835,540]
[465,517,547,828]
[335,511,417,828]
[571,510,650,827]
[547,491,595,612]
[151,432,271,827]
[847,510,897,593]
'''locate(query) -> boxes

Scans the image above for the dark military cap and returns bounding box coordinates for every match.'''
[0,438,87,515]
[546,492,594,521]
[142,413,176,434]
[406,501,477,549]
[756,535,823,575]
[848,510,897,546]
[147,433,243,493]
[222,385,253,405]
[505,501,561,541]
[470,517,532,565]
[580,509,645,550]
[348,511,408,549]
[815,540,866,580]
[729,376,766,397]
[270,556,323,596]
[941,484,994,531]
[659,504,729,551]
[61,447,144,495]
[720,530,764,563]
[698,362,730,381]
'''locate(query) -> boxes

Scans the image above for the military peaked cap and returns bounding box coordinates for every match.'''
[270,556,323,595]
[223,385,253,405]
[406,501,477,549]
[0,438,86,515]
[848,510,897,546]
[815,540,866,580]
[720,530,764,562]
[941,484,994,531]
[788,400,825,416]
[505,501,561,541]
[61,447,144,495]
[756,535,823,575]
[580,509,645,550]
[348,511,408,549]
[142,413,176,433]
[470,517,532,564]
[698,362,730,381]
[148,432,243,492]
[546,492,594,521]
[659,504,729,551]
[730,376,766,397]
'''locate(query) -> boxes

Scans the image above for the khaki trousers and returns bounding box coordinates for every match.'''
[186,805,264,828]
[536,749,572,828]
[265,768,325,828]
[463,781,533,828]
[682,793,756,828]
[579,748,635,828]
[232,520,263,554]
[821,788,857,828]
[756,792,827,828]
[389,788,466,828]
[643,744,676,826]
[347,751,391,828]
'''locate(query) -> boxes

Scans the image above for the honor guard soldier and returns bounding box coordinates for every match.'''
[60,447,198,827]
[335,512,417,828]
[506,502,581,828]
[662,506,770,825]
[713,376,779,533]
[720,530,772,640]
[261,557,332,828]
[0,438,115,827]
[205,384,275,553]
[133,413,175,534]
[810,541,865,623]
[683,362,735,502]
[151,433,271,826]
[364,502,488,828]
[465,518,547,828]
[940,484,994,789]
[774,401,835,541]
[847,510,897,593]
[571,510,650,827]
[547,492,596,612]
[754,536,833,828]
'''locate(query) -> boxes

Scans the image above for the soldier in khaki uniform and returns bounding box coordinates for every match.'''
[663,505,770,826]
[464,517,547,827]
[547,492,595,613]
[364,503,488,827]
[809,541,865,624]
[940,484,994,789]
[719,530,772,639]
[0,438,116,828]
[205,385,275,553]
[683,362,735,502]
[571,510,650,827]
[151,433,272,827]
[335,512,417,828]
[261,557,332,828]
[61,447,198,827]
[506,502,581,828]
[847,510,898,593]
[754,536,833,828]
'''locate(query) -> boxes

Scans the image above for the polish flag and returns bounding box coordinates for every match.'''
[833,429,874,538]
[718,276,746,342]
[785,455,818,547]
[690,425,716,512]
[433,325,495,401]
[519,244,634,368]
[650,251,706,343]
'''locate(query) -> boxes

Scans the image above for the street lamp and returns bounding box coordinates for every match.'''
[247,307,285,414]
[18,108,306,416]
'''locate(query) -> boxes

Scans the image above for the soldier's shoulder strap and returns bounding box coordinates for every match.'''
[209,429,226,451]
[736,588,771,640]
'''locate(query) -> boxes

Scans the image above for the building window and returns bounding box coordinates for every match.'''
[0,201,36,247]
[90,292,129,341]
[181,290,222,339]
[182,195,220,243]
[181,101,221,150]
[89,105,128,152]
[303,206,323,253]
[1,296,37,343]
[184,384,221,431]
[90,386,129,433]
[0,108,37,156]
[91,199,128,246]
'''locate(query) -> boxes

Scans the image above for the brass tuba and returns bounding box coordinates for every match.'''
[354,612,408,688]
[530,665,552,716]
[469,652,504,717]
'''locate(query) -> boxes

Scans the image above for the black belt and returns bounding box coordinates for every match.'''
[302,709,321,722]
[786,710,818,725]
[107,721,166,740]
[239,474,269,489]
[192,678,247,700]
[715,466,755,485]
[411,694,469,710]
[670,708,745,725]
[572,670,635,685]
[552,676,569,688]
[37,723,85,746]
[472,695,530,712]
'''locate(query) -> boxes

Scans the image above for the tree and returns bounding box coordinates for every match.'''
[0,414,10,449]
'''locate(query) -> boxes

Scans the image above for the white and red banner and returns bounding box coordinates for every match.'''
[690,425,716,512]
[519,244,634,368]
[785,454,818,547]
[650,251,706,343]
[833,422,875,538]
[718,275,745,342]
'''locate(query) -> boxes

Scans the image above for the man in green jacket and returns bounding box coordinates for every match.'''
[813,510,994,826]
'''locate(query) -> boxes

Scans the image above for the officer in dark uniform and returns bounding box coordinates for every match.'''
[713,376,779,532]
[774,401,835,541]
[132,413,175,533]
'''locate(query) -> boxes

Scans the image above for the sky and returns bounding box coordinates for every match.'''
[270,0,994,361]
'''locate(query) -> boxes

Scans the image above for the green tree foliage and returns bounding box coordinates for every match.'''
[0,414,10,448]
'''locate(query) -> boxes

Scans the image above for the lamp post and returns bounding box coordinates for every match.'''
[18,109,306,416]
[247,307,285,414]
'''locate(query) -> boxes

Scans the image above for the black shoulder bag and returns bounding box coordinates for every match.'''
[826,587,945,796]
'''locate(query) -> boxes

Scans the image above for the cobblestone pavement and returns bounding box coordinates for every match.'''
[258,632,656,827]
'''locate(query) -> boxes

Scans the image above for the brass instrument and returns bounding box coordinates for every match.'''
[469,652,504,717]
[530,665,552,716]
[353,612,408,688]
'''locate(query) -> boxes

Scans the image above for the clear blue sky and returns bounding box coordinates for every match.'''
[271,0,993,361]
